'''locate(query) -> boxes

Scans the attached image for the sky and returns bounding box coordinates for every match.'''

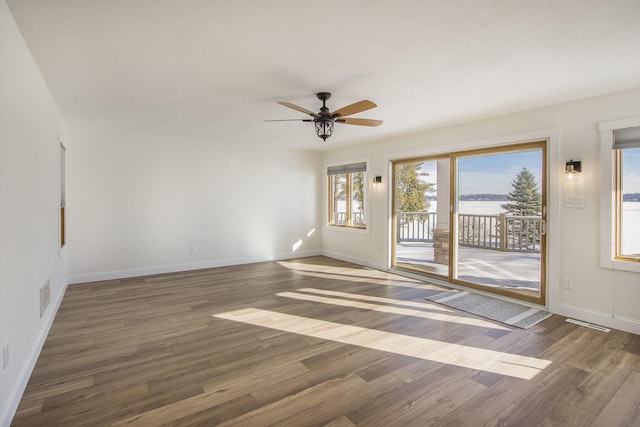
[419,150,543,195]
[623,148,640,194]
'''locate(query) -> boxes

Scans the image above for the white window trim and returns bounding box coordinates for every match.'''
[324,157,371,235]
[599,116,640,274]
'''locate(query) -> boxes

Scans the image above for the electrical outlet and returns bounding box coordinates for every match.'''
[562,277,574,290]
[189,245,197,254]
[2,344,8,369]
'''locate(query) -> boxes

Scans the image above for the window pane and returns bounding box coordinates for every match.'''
[620,147,640,257]
[351,172,365,227]
[330,174,347,225]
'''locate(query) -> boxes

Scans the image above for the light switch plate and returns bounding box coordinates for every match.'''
[564,197,585,209]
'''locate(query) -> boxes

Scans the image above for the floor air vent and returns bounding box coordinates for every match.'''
[566,318,610,332]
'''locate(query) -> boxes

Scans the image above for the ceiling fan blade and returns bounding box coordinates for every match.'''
[277,102,319,118]
[331,100,377,118]
[336,117,383,127]
[265,119,313,122]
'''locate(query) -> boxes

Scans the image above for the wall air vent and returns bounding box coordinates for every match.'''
[40,278,51,318]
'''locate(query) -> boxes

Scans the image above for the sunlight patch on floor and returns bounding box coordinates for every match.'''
[277,261,434,290]
[296,288,452,311]
[214,308,552,380]
[277,289,511,331]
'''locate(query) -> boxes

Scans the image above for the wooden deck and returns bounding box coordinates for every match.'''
[11,256,640,426]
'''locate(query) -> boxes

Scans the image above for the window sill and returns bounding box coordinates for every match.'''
[325,225,369,235]
[601,258,640,274]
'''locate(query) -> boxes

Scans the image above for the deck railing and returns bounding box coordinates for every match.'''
[396,212,437,242]
[333,212,365,227]
[397,211,541,252]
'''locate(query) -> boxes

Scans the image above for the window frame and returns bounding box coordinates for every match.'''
[600,117,640,273]
[326,160,369,231]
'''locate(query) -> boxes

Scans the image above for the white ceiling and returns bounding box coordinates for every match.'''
[7,0,640,151]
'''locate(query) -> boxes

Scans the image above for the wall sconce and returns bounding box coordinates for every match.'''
[565,160,582,179]
[373,175,382,184]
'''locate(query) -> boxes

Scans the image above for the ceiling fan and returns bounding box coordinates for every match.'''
[267,92,382,141]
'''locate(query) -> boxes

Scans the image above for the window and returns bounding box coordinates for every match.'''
[614,128,640,260]
[600,119,640,272]
[327,162,367,229]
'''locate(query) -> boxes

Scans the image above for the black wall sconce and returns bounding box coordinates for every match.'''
[373,175,382,184]
[565,159,582,179]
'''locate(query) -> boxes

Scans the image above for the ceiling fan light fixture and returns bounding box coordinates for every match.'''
[315,119,334,141]
[270,92,382,142]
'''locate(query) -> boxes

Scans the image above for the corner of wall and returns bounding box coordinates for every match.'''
[0,277,69,427]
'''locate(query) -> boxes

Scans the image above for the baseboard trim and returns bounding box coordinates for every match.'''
[320,249,386,271]
[556,303,640,336]
[68,250,323,284]
[0,277,69,427]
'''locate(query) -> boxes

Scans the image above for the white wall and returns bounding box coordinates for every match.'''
[67,123,322,282]
[1,0,638,420]
[322,87,640,335]
[0,1,68,425]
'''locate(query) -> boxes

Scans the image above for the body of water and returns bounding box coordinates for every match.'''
[429,200,508,215]
[622,202,640,255]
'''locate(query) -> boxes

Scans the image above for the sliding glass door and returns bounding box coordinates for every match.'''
[392,156,449,278]
[452,143,546,304]
[392,141,547,305]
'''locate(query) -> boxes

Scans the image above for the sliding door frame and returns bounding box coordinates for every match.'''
[386,129,561,309]
[449,141,547,305]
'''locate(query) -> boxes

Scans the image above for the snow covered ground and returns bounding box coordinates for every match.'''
[396,242,540,291]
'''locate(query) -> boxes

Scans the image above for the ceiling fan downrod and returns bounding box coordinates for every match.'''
[315,92,335,141]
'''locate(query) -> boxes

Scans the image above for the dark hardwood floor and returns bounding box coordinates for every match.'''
[11,256,640,426]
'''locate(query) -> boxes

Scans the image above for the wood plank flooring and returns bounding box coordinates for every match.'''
[11,256,640,426]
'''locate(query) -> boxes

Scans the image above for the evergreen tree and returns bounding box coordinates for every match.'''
[395,163,434,214]
[501,167,541,216]
[332,174,346,203]
[352,172,364,212]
